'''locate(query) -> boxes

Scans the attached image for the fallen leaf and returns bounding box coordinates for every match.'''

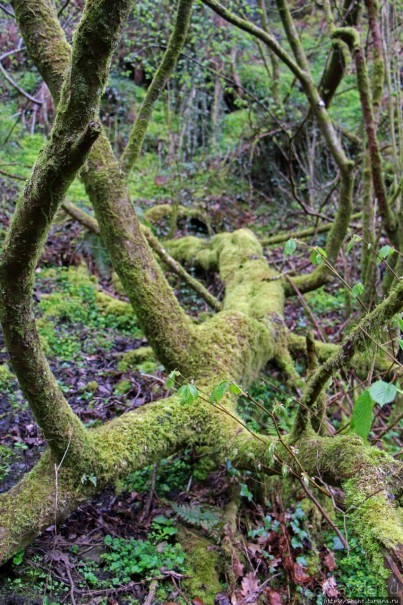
[323,576,338,598]
[267,589,282,605]
[323,550,336,571]
[231,552,244,579]
[241,572,260,603]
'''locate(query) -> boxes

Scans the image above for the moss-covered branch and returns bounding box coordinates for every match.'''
[318,0,362,107]
[1,395,401,588]
[293,278,403,436]
[62,200,221,311]
[261,212,361,247]
[333,28,398,247]
[204,0,355,295]
[120,0,193,175]
[0,0,132,461]
[13,0,199,371]
[11,0,70,103]
[143,203,212,233]
[202,0,306,83]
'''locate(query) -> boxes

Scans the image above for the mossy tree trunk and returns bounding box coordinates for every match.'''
[0,0,402,599]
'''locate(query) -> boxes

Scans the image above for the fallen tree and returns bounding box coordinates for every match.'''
[0,0,402,600]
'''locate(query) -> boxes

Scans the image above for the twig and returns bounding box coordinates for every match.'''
[62,199,222,312]
[0,168,26,181]
[297,476,349,550]
[285,276,327,342]
[0,3,15,18]
[140,462,158,521]
[0,60,42,105]
[144,579,158,605]
[372,411,403,441]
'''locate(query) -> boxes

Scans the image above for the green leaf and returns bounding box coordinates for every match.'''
[166,369,180,389]
[240,483,253,501]
[351,389,374,439]
[229,382,243,395]
[369,380,397,406]
[351,282,364,298]
[284,238,297,256]
[346,234,361,254]
[376,245,393,264]
[12,549,25,566]
[310,246,327,265]
[291,536,302,549]
[210,381,231,403]
[395,315,403,331]
[177,383,199,405]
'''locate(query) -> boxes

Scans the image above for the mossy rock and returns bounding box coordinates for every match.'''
[117,346,156,372]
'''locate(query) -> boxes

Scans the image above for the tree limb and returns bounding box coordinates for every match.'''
[61,200,222,311]
[0,0,132,462]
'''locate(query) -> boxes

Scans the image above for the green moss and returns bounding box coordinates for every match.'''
[117,347,156,372]
[177,527,222,605]
[83,381,98,393]
[36,265,140,360]
[95,291,136,328]
[0,364,14,390]
[343,477,403,590]
[113,380,132,396]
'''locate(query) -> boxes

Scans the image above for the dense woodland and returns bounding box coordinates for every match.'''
[0,0,402,603]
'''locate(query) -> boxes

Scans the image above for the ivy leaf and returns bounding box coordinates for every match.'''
[284,238,297,257]
[178,383,199,405]
[351,282,364,298]
[369,380,397,406]
[291,536,302,549]
[351,389,374,440]
[210,381,231,403]
[240,483,253,501]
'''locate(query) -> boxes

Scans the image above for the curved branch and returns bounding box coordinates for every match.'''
[319,0,362,107]
[333,28,398,246]
[293,278,403,436]
[1,393,401,585]
[261,212,361,247]
[61,200,222,311]
[202,0,306,83]
[0,60,42,105]
[13,0,198,371]
[204,0,355,296]
[120,0,193,175]
[0,0,132,462]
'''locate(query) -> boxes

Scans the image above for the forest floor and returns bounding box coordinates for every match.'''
[0,169,400,605]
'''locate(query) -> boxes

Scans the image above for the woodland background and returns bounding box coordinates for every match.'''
[0,0,401,603]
